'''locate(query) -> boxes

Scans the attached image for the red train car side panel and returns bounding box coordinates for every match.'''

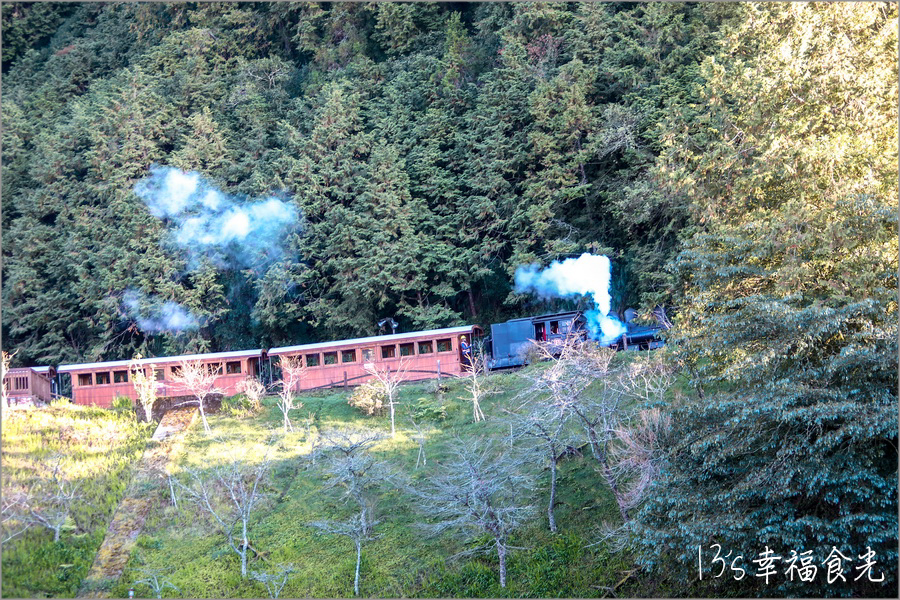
[59,351,263,408]
[269,326,476,392]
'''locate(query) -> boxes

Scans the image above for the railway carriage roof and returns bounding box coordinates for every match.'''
[58,349,264,372]
[269,325,474,355]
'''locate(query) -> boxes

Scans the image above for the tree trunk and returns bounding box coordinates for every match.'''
[168,475,177,508]
[389,397,396,438]
[497,541,507,588]
[53,527,61,542]
[241,519,249,577]
[467,287,477,319]
[548,458,558,533]
[354,539,362,596]
[198,399,211,434]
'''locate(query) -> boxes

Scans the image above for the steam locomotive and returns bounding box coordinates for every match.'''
[486,309,666,370]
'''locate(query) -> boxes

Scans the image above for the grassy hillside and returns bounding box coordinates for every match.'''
[111,361,652,598]
[1,402,152,598]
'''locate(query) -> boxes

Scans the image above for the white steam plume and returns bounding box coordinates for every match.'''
[134,166,299,269]
[123,289,200,334]
[514,253,627,343]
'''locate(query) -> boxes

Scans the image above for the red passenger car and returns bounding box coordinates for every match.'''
[3,367,55,404]
[58,349,264,408]
[268,326,478,391]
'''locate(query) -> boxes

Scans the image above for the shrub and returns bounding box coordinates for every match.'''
[235,378,266,413]
[220,394,254,418]
[347,382,386,416]
[410,397,446,422]
[425,379,449,397]
[111,395,134,414]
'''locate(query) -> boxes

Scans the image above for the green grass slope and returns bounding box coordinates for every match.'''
[1,402,152,598]
[113,364,644,598]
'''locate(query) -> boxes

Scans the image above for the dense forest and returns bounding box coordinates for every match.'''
[2,3,897,596]
[2,1,747,364]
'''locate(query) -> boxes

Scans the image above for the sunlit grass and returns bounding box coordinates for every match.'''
[113,361,640,598]
[1,402,152,598]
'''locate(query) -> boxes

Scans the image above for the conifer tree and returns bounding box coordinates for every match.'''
[632,4,898,594]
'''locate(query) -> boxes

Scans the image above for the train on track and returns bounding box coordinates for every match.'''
[3,310,666,409]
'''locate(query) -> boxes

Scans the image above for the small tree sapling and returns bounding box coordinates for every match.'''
[412,438,535,588]
[275,356,305,433]
[133,567,179,599]
[309,428,390,596]
[171,360,221,435]
[173,452,272,577]
[363,361,409,437]
[130,357,158,422]
[250,563,296,599]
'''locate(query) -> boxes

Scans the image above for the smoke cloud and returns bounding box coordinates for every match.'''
[122,289,200,334]
[514,253,627,343]
[134,166,299,270]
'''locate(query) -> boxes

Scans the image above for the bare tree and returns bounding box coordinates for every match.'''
[461,342,494,422]
[171,360,221,435]
[309,428,390,596]
[409,417,427,468]
[2,486,30,543]
[250,563,296,599]
[133,567,179,599]
[517,335,633,519]
[612,351,675,407]
[173,453,271,577]
[236,377,267,413]
[131,357,158,422]
[275,356,305,433]
[523,335,676,522]
[412,438,535,588]
[364,360,409,437]
[21,456,83,542]
[506,401,577,533]
[310,512,379,597]
[610,408,672,511]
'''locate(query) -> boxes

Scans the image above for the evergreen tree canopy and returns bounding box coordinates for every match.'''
[632,3,898,595]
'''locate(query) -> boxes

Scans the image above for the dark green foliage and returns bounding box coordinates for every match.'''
[631,4,899,596]
[2,2,732,365]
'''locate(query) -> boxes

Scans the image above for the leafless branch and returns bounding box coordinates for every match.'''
[173,451,272,577]
[171,360,222,435]
[410,437,535,588]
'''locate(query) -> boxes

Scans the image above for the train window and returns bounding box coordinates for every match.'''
[550,321,560,334]
[399,343,414,357]
[155,368,165,381]
[205,363,221,376]
[113,370,128,383]
[436,338,452,352]
[324,352,337,365]
[362,348,374,363]
[171,365,182,377]
[561,322,569,333]
[381,345,396,359]
[78,373,93,387]
[13,376,27,390]
[341,349,356,363]
[305,354,320,368]
[96,372,111,385]
[418,341,433,354]
[226,361,242,375]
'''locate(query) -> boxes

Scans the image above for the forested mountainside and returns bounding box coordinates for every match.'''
[2,1,743,365]
[3,3,897,596]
